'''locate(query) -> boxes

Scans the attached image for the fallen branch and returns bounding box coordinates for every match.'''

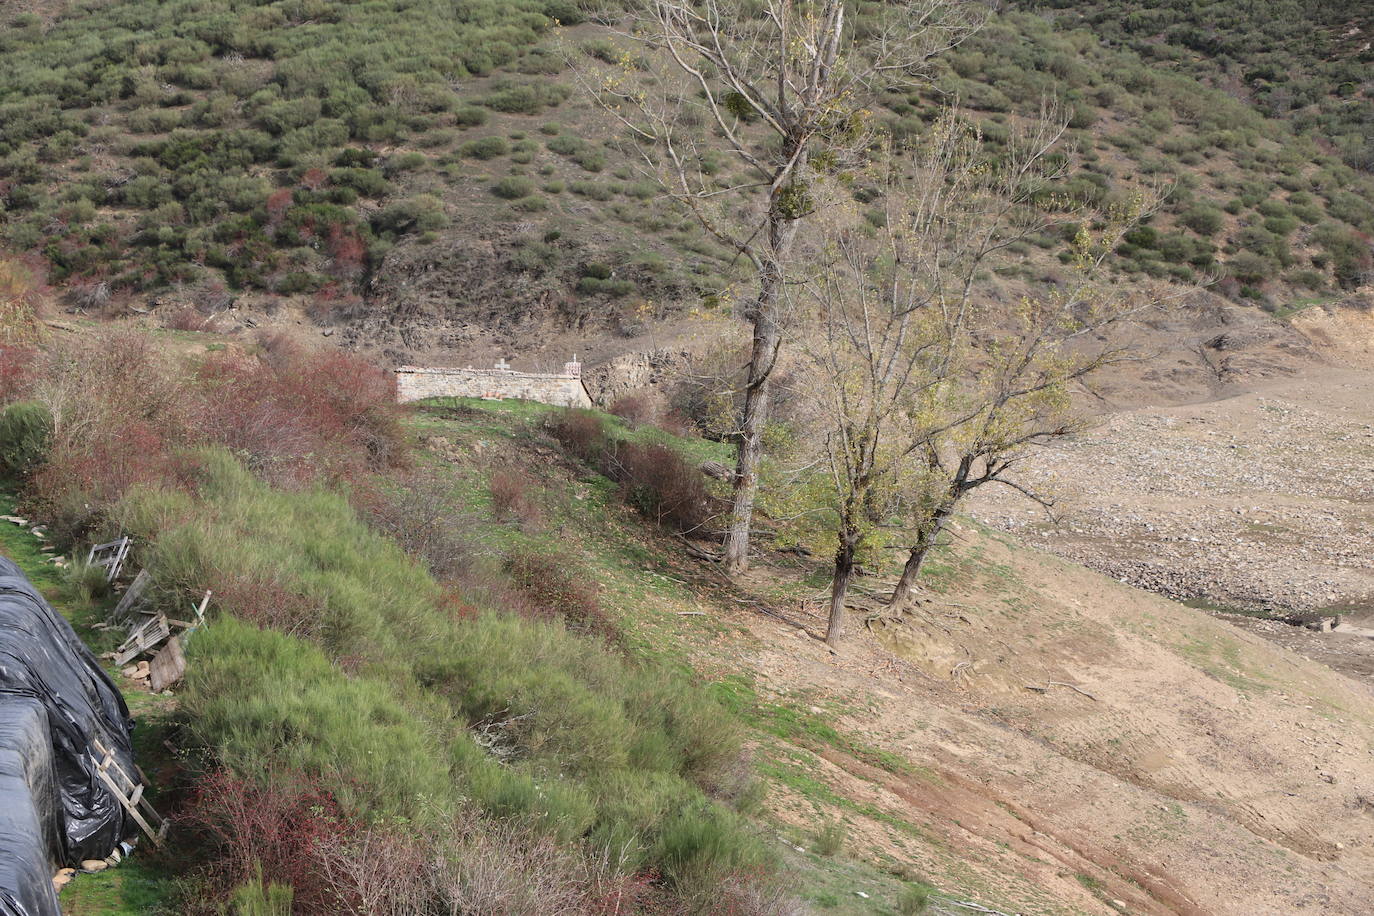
[1023,681,1097,701]
[1050,680,1097,701]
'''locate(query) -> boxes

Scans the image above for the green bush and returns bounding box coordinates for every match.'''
[1179,205,1224,236]
[492,176,536,199]
[372,195,447,235]
[480,79,571,115]
[510,194,547,212]
[225,871,293,916]
[0,400,51,479]
[453,106,488,128]
[897,882,934,915]
[116,450,760,883]
[813,819,846,856]
[458,136,510,160]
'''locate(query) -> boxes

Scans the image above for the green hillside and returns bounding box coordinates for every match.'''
[0,0,1369,336]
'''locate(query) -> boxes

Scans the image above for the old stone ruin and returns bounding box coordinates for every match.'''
[394,357,592,408]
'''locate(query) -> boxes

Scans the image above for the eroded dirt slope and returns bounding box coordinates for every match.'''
[697,525,1374,915]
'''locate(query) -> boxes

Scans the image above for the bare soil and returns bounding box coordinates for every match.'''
[691,523,1374,915]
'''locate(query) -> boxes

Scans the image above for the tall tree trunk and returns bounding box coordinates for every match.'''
[723,211,799,574]
[826,533,857,646]
[890,501,956,609]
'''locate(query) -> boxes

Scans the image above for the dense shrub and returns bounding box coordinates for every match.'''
[357,471,475,582]
[1180,205,1224,236]
[0,345,36,402]
[457,136,509,160]
[177,768,354,915]
[492,175,536,199]
[502,547,617,643]
[196,340,404,485]
[0,400,51,478]
[548,408,610,464]
[606,441,717,535]
[610,392,657,427]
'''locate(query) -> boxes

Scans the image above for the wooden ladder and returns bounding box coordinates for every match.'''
[91,737,165,847]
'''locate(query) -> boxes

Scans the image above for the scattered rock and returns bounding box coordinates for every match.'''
[79,859,107,873]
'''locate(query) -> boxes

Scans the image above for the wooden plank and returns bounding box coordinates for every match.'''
[148,638,185,692]
[107,538,131,581]
[110,569,150,623]
[93,739,163,826]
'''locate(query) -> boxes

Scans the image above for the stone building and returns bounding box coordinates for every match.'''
[394,358,592,408]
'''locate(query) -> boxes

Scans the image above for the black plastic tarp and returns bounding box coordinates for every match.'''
[0,556,137,914]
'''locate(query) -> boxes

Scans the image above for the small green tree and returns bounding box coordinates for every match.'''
[780,110,1163,641]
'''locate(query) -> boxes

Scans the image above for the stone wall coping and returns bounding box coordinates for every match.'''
[395,365,580,381]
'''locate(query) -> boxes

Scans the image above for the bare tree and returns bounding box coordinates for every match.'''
[786,109,1163,644]
[573,0,985,573]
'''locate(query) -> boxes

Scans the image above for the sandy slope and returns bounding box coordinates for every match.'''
[698,525,1374,915]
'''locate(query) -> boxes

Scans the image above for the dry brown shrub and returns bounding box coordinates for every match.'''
[489,466,543,529]
[162,304,224,332]
[548,408,609,464]
[356,471,475,581]
[604,442,717,535]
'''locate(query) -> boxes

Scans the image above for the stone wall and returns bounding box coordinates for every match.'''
[395,365,592,408]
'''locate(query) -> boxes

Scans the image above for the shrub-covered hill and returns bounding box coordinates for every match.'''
[1013,0,1374,172]
[0,0,1371,356]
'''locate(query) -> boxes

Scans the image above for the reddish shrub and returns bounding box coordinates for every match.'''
[23,331,201,539]
[502,548,620,644]
[488,467,542,529]
[177,769,354,915]
[0,345,36,402]
[207,568,325,638]
[548,408,608,464]
[306,284,364,325]
[609,392,656,428]
[196,341,405,486]
[162,305,223,332]
[266,187,294,223]
[326,224,368,281]
[605,442,716,535]
[301,168,328,191]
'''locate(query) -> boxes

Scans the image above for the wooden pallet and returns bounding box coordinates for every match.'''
[112,614,170,667]
[87,537,131,583]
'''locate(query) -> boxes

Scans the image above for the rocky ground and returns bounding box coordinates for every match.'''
[969,367,1374,617]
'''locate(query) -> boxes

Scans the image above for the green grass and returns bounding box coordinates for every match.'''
[0,491,64,595]
[112,447,767,894]
[417,396,732,464]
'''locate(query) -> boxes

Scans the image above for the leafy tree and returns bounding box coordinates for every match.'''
[778,111,1164,639]
[575,0,985,573]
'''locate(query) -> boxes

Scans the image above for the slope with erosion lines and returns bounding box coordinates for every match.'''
[700,524,1374,915]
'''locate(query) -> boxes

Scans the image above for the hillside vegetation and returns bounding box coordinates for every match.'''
[0,0,1370,350]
